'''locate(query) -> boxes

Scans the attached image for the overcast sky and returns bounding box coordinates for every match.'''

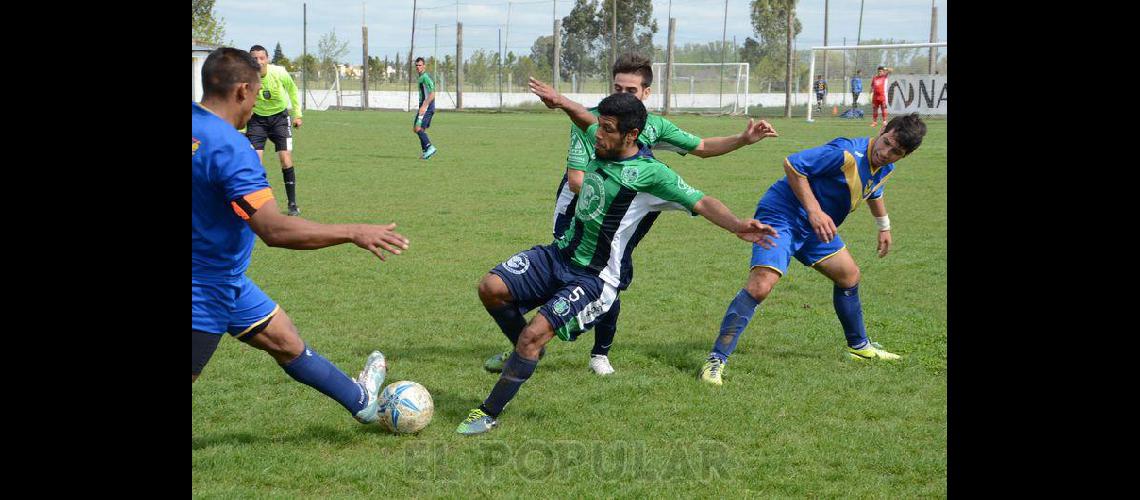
[213,0,947,63]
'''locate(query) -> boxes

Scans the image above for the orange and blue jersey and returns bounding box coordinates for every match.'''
[759,136,894,229]
[192,101,275,282]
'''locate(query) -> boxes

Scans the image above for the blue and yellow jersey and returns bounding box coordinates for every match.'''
[760,137,894,228]
[192,101,275,282]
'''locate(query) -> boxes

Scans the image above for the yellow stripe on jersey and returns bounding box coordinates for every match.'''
[867,138,883,175]
[785,157,808,178]
[865,171,894,199]
[841,151,862,213]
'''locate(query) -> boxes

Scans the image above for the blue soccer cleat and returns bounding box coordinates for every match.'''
[422,145,437,160]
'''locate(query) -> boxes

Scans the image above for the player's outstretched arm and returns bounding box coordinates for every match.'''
[693,196,778,248]
[528,77,596,132]
[690,119,778,158]
[247,204,409,261]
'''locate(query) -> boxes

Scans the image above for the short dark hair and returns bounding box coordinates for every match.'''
[202,48,261,99]
[596,92,647,136]
[249,45,268,56]
[877,65,885,71]
[882,113,927,154]
[611,53,653,88]
[415,57,425,64]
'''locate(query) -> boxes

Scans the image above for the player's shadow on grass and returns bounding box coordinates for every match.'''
[632,338,822,373]
[192,423,370,450]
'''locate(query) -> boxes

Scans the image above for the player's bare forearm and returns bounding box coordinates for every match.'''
[529,77,596,131]
[249,208,410,261]
[567,169,584,193]
[693,196,746,233]
[867,197,887,217]
[690,135,744,158]
[558,98,595,132]
[784,162,823,214]
[691,119,778,158]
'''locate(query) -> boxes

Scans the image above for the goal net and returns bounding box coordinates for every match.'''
[650,62,749,115]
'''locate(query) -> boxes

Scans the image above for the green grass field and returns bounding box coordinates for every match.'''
[192,109,947,497]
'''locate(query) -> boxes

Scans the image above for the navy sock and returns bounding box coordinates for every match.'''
[417,130,431,150]
[488,304,526,346]
[480,351,538,417]
[282,167,297,206]
[833,284,869,349]
[591,298,620,356]
[710,289,761,363]
[282,345,367,415]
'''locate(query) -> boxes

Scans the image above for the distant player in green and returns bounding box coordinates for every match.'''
[246,45,304,216]
[456,92,779,435]
[413,57,437,160]
[483,53,779,377]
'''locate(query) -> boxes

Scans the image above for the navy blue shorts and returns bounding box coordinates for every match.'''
[490,244,618,341]
[415,107,435,128]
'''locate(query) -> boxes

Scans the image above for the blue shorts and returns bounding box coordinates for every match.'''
[490,244,618,341]
[415,107,435,128]
[192,276,280,338]
[750,205,846,276]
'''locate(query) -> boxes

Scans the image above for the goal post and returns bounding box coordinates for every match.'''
[651,62,749,115]
[806,41,947,122]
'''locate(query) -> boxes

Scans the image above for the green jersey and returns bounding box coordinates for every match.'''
[556,123,706,289]
[417,73,436,108]
[253,64,301,118]
[566,109,702,170]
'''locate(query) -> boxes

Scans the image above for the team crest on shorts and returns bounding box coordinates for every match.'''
[503,253,530,274]
[578,173,607,222]
[552,297,571,316]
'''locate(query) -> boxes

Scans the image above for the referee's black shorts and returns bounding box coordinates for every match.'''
[245,110,293,151]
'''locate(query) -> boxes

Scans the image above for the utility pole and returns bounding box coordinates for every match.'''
[361,2,368,110]
[611,0,617,70]
[408,1,418,112]
[456,22,463,109]
[664,17,675,115]
[929,0,938,74]
[719,0,728,109]
[553,19,561,92]
[823,0,829,91]
[302,3,307,111]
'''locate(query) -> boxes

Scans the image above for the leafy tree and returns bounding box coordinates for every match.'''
[293,53,318,82]
[560,0,601,86]
[530,35,555,72]
[751,0,800,117]
[272,43,290,67]
[192,0,227,45]
[596,0,657,66]
[317,29,350,84]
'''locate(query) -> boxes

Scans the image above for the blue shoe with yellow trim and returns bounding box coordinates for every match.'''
[353,351,388,424]
[456,408,497,435]
[847,341,901,361]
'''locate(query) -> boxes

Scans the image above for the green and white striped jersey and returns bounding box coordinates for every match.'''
[556,123,706,289]
[565,109,703,171]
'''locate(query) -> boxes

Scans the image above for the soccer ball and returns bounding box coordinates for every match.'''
[378,381,434,434]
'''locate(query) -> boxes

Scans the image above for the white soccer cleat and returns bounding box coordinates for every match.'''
[589,354,615,375]
[353,351,388,424]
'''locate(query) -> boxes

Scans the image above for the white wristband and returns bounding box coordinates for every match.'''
[874,215,891,232]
